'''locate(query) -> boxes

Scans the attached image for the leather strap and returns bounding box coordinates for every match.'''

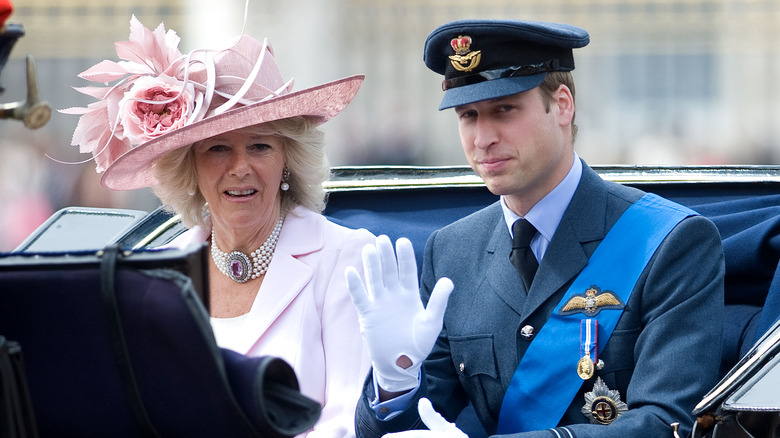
[0,336,40,438]
[100,245,160,438]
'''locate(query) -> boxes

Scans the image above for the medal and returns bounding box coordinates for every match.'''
[582,377,628,425]
[578,319,598,380]
[577,355,595,380]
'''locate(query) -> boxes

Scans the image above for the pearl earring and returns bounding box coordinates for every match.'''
[281,167,290,191]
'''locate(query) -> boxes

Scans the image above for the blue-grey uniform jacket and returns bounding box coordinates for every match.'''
[355,161,725,438]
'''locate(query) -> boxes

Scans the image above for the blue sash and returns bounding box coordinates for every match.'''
[496,193,696,433]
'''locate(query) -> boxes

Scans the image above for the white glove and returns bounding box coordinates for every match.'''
[345,235,454,393]
[382,398,468,438]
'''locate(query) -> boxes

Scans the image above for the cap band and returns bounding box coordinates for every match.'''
[442,59,561,91]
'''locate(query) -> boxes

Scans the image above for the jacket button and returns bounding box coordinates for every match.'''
[459,362,465,373]
[521,325,535,339]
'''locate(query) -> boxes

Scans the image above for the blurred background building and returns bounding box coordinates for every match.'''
[1,0,780,250]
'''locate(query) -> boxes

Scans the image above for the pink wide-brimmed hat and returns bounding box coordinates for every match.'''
[62,16,363,190]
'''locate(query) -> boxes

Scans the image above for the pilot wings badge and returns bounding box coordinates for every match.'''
[559,285,624,317]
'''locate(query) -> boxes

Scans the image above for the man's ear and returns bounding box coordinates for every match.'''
[553,84,575,126]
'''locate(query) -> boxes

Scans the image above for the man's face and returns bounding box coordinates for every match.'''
[454,86,575,215]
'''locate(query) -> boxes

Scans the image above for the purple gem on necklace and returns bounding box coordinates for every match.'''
[225,251,251,282]
[211,215,283,283]
[231,259,244,278]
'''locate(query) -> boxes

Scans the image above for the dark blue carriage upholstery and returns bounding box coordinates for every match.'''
[672,191,780,371]
[0,245,320,437]
[323,182,780,378]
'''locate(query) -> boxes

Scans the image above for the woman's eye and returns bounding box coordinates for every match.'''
[249,143,271,151]
[207,144,229,152]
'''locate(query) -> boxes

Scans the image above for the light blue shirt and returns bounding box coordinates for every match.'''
[370,369,421,420]
[501,152,582,262]
[370,152,582,419]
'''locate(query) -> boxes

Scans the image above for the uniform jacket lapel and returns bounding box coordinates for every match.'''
[521,163,611,319]
[484,213,525,317]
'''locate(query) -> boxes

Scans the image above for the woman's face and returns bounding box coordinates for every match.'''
[194,129,285,234]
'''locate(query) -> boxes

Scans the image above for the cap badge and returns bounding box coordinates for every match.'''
[560,286,623,317]
[582,377,628,425]
[448,35,481,72]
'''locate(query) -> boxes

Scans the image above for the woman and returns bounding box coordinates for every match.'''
[64,17,372,438]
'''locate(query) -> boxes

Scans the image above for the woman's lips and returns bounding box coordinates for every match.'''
[224,188,258,200]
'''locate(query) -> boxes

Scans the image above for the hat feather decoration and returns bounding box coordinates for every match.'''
[60,16,293,173]
[61,16,192,172]
[59,15,363,190]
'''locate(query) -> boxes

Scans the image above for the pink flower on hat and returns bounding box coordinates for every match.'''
[119,75,194,145]
[60,15,192,172]
[60,13,363,191]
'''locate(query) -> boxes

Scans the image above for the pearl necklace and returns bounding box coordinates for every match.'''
[210,216,284,283]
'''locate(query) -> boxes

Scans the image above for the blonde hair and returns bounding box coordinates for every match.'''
[153,117,329,228]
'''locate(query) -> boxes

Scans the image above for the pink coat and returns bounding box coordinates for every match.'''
[168,206,373,438]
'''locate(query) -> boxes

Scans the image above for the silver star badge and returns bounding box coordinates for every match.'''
[581,377,628,425]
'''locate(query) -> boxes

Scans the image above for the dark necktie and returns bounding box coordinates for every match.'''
[510,219,539,292]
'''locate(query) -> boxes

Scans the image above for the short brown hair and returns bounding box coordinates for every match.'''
[538,71,578,143]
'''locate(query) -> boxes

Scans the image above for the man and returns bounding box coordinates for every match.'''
[345,19,724,438]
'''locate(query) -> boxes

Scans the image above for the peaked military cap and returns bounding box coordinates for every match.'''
[423,19,590,110]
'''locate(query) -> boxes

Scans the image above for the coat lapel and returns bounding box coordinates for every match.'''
[234,208,322,354]
[484,213,526,317]
[521,164,610,319]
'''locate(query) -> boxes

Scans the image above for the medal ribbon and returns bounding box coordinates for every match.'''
[580,318,598,372]
[496,193,696,433]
